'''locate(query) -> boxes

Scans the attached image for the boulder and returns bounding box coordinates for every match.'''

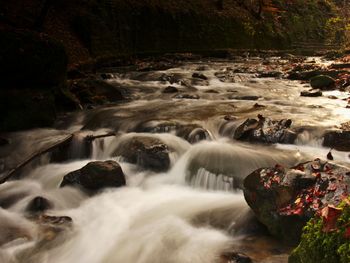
[243,159,350,244]
[60,161,126,192]
[113,136,170,172]
[310,75,336,90]
[192,72,208,80]
[204,89,219,93]
[70,78,124,107]
[300,90,322,97]
[323,129,350,151]
[257,71,283,78]
[234,115,297,144]
[162,86,179,93]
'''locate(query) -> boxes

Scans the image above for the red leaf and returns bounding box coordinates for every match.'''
[327,183,337,191]
[344,227,350,239]
[321,205,343,233]
[293,207,304,215]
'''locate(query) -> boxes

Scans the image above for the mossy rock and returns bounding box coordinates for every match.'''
[310,75,336,90]
[289,200,350,263]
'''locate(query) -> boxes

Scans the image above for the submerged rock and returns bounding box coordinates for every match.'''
[26,196,52,213]
[60,160,126,192]
[221,252,252,263]
[243,159,350,244]
[310,75,336,90]
[162,86,179,93]
[70,79,124,107]
[215,70,238,83]
[136,121,210,143]
[192,72,208,80]
[234,115,297,144]
[174,93,200,99]
[300,89,322,97]
[229,95,261,101]
[113,136,170,172]
[257,71,283,78]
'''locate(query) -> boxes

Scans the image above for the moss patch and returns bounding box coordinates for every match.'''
[289,199,350,263]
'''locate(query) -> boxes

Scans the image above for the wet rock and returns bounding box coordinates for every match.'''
[327,95,338,99]
[300,89,322,97]
[60,160,126,192]
[100,73,114,80]
[323,129,350,151]
[229,95,261,101]
[258,71,283,78]
[215,70,236,83]
[330,63,350,69]
[159,73,183,84]
[114,136,170,172]
[162,86,179,93]
[192,72,208,80]
[204,89,219,93]
[0,137,9,146]
[287,63,344,81]
[37,214,73,227]
[174,94,200,99]
[26,196,52,213]
[243,159,350,244]
[310,75,336,90]
[70,78,124,107]
[177,126,211,143]
[136,122,209,143]
[67,68,87,80]
[221,252,252,263]
[234,115,297,144]
[35,214,73,244]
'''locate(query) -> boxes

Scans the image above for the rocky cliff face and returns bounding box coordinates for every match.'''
[0,0,342,65]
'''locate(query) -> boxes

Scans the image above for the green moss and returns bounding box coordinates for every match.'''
[289,199,350,263]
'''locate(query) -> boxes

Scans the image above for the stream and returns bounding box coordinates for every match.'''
[0,56,349,263]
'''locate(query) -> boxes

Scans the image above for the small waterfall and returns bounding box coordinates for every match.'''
[2,57,349,263]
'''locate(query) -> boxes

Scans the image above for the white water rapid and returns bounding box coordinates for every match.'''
[1,56,350,263]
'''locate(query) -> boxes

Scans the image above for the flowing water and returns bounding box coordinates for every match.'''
[0,56,349,263]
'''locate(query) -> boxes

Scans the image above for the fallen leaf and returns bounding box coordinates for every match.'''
[344,227,350,239]
[321,205,343,233]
